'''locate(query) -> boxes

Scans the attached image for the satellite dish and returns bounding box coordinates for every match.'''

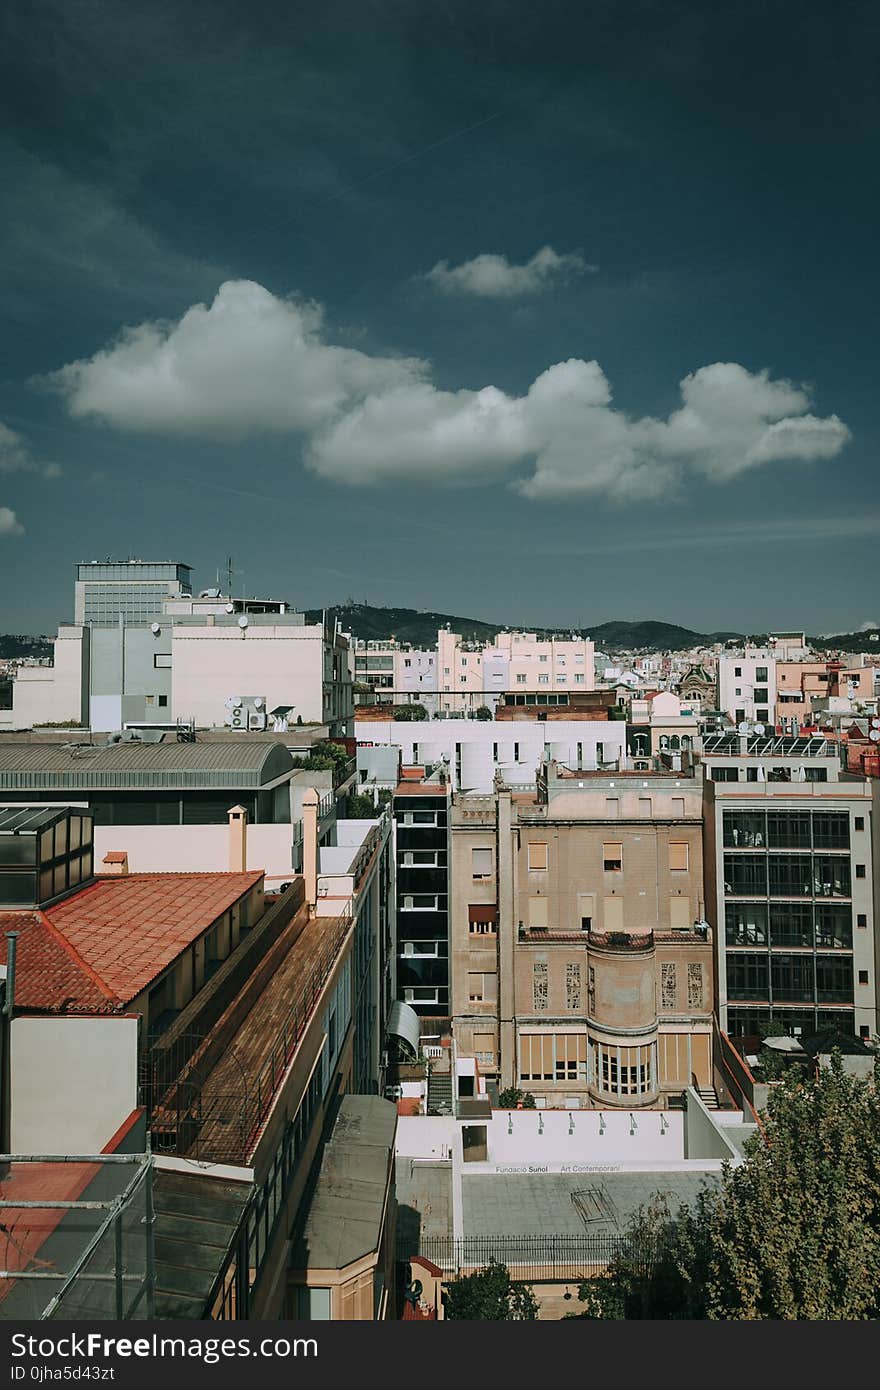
[753,723,765,735]
[150,622,160,635]
[871,718,880,728]
[870,729,880,742]
[238,615,249,629]
[253,697,263,708]
[737,721,751,734]
[225,602,234,613]
[232,697,242,708]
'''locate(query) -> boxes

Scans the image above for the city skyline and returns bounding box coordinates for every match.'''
[1,1,878,633]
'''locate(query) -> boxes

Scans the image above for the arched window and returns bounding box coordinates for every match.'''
[669,736,680,751]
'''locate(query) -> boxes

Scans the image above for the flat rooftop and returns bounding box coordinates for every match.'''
[462,1170,721,1239]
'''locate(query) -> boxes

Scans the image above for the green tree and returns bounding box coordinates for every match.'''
[474,705,493,720]
[573,1056,880,1320]
[497,1087,536,1109]
[445,1262,539,1320]
[392,702,428,721]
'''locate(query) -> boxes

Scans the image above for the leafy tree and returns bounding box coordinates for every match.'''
[573,1056,880,1320]
[497,1087,536,1110]
[445,1262,538,1320]
[392,702,428,721]
[474,705,493,720]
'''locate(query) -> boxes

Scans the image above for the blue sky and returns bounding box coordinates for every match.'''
[1,0,878,634]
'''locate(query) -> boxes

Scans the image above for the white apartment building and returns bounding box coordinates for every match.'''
[357,717,626,793]
[436,629,596,714]
[717,648,777,728]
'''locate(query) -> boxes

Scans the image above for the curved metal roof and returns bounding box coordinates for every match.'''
[0,740,294,790]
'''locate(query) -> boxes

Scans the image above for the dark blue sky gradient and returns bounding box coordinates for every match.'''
[1,0,877,632]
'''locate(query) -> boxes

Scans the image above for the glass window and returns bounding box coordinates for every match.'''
[725,902,768,946]
[768,854,813,897]
[766,812,810,848]
[814,905,852,949]
[815,956,853,1003]
[812,856,851,897]
[769,903,812,948]
[471,847,493,878]
[727,953,769,1000]
[724,812,766,847]
[603,843,623,872]
[724,855,767,895]
[811,813,849,849]
[771,955,814,1003]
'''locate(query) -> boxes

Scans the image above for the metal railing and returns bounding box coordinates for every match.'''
[0,1153,153,1321]
[398,1233,655,1282]
[144,906,354,1163]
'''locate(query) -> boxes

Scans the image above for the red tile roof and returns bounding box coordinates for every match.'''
[0,912,116,1014]
[0,872,263,1014]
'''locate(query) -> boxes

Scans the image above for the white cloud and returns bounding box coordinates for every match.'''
[0,422,59,479]
[423,246,594,298]
[0,507,24,537]
[47,280,425,437]
[47,279,852,500]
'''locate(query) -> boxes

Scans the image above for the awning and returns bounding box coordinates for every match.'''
[468,904,499,923]
[387,999,421,1058]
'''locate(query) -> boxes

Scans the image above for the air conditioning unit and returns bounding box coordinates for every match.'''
[230,710,246,730]
[248,711,267,730]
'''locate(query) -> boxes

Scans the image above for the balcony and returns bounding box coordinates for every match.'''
[587,931,654,952]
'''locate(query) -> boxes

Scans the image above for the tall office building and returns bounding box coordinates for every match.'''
[703,732,877,1041]
[74,560,192,625]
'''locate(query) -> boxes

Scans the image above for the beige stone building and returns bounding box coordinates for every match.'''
[449,762,714,1108]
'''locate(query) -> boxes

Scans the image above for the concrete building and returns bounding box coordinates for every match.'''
[74,560,192,625]
[357,717,627,795]
[448,762,714,1108]
[393,777,451,1017]
[702,731,878,1043]
[717,647,777,727]
[627,691,701,758]
[0,798,396,1319]
[776,659,876,731]
[395,1089,756,1315]
[3,567,353,736]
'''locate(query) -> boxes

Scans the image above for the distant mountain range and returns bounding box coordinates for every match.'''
[308,605,880,654]
[307,604,744,651]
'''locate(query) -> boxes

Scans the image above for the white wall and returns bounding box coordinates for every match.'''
[358,719,627,791]
[93,823,295,886]
[3,629,86,730]
[11,1015,139,1155]
[171,625,325,725]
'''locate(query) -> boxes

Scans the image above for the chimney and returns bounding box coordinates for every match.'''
[302,787,319,914]
[102,851,129,876]
[228,804,248,872]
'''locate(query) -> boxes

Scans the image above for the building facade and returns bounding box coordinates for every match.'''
[702,732,878,1042]
[449,764,714,1107]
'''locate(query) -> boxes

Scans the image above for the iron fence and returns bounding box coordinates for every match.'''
[399,1233,656,1283]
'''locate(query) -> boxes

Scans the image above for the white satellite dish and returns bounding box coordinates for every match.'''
[225,602,234,613]
[753,723,765,735]
[871,717,880,728]
[737,721,751,734]
[253,697,263,708]
[150,622,160,635]
[238,615,249,629]
[232,697,242,708]
[870,729,880,742]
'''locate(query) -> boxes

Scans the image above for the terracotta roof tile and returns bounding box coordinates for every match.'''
[0,871,263,1012]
